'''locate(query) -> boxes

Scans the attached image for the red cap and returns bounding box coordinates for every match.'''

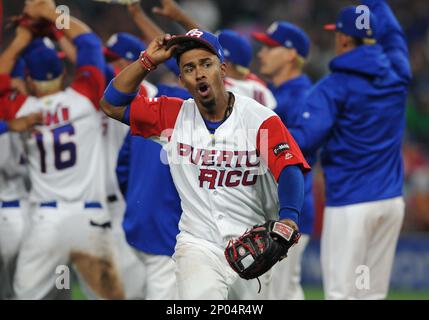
[323,24,337,31]
[251,32,281,47]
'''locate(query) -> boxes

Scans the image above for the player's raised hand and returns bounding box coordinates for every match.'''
[145,34,177,66]
[7,112,43,133]
[15,26,33,45]
[152,0,200,31]
[23,0,56,20]
[127,1,143,17]
[152,0,183,20]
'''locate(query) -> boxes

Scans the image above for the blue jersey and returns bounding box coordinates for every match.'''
[117,132,182,256]
[291,0,412,207]
[116,87,188,256]
[270,75,315,234]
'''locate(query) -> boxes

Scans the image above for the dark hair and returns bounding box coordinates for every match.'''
[174,40,215,65]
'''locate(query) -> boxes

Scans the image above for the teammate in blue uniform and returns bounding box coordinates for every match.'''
[291,0,412,299]
[253,21,314,300]
[115,76,190,300]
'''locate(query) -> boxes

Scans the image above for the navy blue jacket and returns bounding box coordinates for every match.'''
[117,132,182,256]
[270,75,315,234]
[291,0,412,206]
[116,88,190,256]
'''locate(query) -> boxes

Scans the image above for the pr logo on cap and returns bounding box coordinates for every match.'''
[186,29,204,38]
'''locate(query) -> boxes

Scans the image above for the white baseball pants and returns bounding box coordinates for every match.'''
[268,234,310,300]
[0,201,28,299]
[174,232,271,300]
[321,196,404,300]
[13,201,124,300]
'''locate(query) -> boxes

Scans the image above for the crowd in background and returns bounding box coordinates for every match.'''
[4,0,429,234]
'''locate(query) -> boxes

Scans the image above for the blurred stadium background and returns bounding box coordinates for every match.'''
[3,0,429,299]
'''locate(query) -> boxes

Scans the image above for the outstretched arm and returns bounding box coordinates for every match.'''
[0,113,42,134]
[100,34,177,122]
[0,26,32,75]
[361,0,411,83]
[128,1,164,43]
[152,0,202,31]
[24,0,90,40]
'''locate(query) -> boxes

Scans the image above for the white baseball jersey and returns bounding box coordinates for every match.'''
[224,77,277,110]
[129,93,309,245]
[0,133,28,201]
[0,66,106,203]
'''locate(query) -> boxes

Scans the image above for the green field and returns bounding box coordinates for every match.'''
[71,283,429,300]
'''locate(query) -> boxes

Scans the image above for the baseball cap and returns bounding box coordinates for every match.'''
[166,29,224,63]
[324,6,377,40]
[104,32,146,61]
[252,21,310,58]
[23,39,64,81]
[217,29,252,68]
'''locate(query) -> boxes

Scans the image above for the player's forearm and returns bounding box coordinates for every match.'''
[277,165,304,228]
[58,36,77,64]
[101,62,148,122]
[0,39,29,74]
[131,10,164,42]
[44,10,91,40]
[175,12,201,31]
[361,0,405,46]
[114,60,149,94]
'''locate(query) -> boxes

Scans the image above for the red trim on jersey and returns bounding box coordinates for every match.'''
[138,84,149,97]
[0,74,27,120]
[70,65,105,110]
[224,78,233,86]
[130,95,183,140]
[246,73,267,87]
[257,115,310,181]
[0,74,11,94]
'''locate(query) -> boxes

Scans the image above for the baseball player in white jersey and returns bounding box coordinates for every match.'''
[0,1,124,299]
[126,0,276,114]
[0,133,29,300]
[0,74,42,300]
[0,115,41,299]
[100,29,310,299]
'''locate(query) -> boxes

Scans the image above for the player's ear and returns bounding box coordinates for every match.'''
[220,62,227,79]
[178,73,185,87]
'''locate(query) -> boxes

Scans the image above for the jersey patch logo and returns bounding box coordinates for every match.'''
[273,142,290,156]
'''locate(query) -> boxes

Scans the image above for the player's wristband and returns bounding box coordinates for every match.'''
[139,51,158,72]
[104,80,138,107]
[0,121,9,135]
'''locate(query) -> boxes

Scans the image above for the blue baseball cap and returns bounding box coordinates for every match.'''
[104,32,146,61]
[11,58,26,79]
[166,29,224,63]
[23,39,63,81]
[252,21,310,58]
[217,29,252,68]
[324,6,377,40]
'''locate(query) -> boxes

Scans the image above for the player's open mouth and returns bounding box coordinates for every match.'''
[197,82,211,98]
